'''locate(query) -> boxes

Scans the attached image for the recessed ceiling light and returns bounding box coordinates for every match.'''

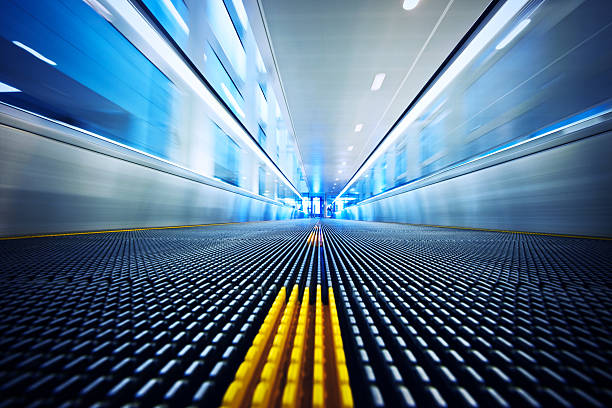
[333,0,531,205]
[342,161,346,166]
[347,145,354,151]
[338,170,343,174]
[402,0,419,11]
[354,124,363,132]
[335,178,339,181]
[371,73,385,91]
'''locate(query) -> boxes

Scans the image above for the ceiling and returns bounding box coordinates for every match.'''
[260,0,491,195]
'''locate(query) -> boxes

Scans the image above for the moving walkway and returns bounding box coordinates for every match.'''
[0,220,610,407]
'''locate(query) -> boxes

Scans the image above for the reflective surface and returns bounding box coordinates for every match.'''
[0,0,306,207]
[0,107,300,237]
[341,129,612,237]
[338,0,612,207]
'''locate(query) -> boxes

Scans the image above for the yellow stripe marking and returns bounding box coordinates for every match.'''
[307,231,316,245]
[252,285,300,407]
[282,287,310,408]
[388,222,612,241]
[0,220,276,241]
[221,287,286,408]
[329,288,353,408]
[312,285,325,407]
[223,286,352,407]
[308,224,324,246]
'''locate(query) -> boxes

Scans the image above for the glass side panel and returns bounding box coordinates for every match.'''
[344,0,612,206]
[0,0,303,205]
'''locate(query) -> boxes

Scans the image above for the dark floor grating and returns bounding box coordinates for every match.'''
[0,219,610,407]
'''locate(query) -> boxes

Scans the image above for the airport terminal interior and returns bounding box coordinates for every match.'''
[0,0,611,407]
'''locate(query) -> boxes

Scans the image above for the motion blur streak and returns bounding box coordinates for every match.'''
[0,0,306,235]
[0,1,611,408]
[336,0,612,236]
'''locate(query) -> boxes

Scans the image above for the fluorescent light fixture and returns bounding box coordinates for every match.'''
[0,81,20,93]
[221,83,245,118]
[335,178,340,181]
[403,0,419,10]
[342,161,346,166]
[496,18,530,50]
[162,0,189,34]
[354,123,363,132]
[12,41,57,66]
[89,0,302,200]
[338,170,343,174]
[347,145,354,151]
[370,73,386,91]
[334,0,530,203]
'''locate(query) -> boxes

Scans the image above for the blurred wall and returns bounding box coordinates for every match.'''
[0,117,300,237]
[341,131,612,237]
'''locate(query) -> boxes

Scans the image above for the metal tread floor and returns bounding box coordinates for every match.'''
[0,219,610,407]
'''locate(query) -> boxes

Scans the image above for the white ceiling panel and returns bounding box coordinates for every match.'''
[260,0,491,194]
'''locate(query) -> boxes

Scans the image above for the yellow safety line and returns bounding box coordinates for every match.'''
[372,221,612,241]
[312,285,325,408]
[222,285,353,408]
[221,287,286,408]
[307,225,323,246]
[329,288,353,408]
[282,287,310,408]
[0,220,274,241]
[307,230,316,245]
[252,285,300,407]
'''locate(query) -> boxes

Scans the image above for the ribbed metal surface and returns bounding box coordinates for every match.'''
[0,221,319,407]
[323,220,612,407]
[0,220,611,407]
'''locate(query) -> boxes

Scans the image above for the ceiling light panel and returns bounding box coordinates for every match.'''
[335,0,531,202]
[370,73,386,91]
[403,0,419,11]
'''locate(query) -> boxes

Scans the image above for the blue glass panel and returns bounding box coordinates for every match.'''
[141,0,190,48]
[0,0,174,158]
